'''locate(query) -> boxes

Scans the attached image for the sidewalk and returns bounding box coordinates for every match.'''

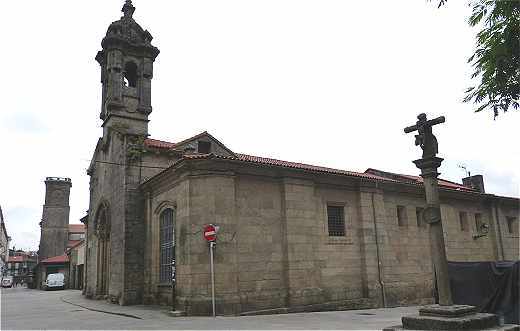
[59,290,419,330]
[60,291,172,320]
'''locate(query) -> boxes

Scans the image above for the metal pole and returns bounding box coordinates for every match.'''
[171,258,176,311]
[210,241,216,317]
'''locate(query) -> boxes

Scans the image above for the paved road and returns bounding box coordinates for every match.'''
[1,287,417,330]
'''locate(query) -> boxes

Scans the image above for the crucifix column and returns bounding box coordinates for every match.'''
[412,157,452,306]
[404,113,452,305]
[384,113,516,330]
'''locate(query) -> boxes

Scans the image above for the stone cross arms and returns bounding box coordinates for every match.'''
[404,113,445,159]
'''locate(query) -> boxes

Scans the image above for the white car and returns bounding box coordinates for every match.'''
[1,276,13,288]
[44,273,65,290]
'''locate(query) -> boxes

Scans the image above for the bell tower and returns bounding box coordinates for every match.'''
[95,0,160,136]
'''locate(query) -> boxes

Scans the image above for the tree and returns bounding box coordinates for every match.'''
[434,0,519,118]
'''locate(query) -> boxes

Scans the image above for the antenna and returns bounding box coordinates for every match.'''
[457,164,471,177]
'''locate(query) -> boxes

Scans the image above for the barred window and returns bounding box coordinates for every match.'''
[159,208,175,284]
[327,205,345,236]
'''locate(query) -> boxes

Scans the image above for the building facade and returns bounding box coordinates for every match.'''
[84,1,519,315]
[5,251,37,284]
[67,240,85,290]
[0,206,10,276]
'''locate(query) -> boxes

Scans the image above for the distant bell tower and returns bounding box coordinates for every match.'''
[39,177,72,261]
[95,0,160,136]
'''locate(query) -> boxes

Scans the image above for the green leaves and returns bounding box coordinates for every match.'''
[432,0,520,118]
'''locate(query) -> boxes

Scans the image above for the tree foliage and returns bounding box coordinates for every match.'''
[435,0,520,118]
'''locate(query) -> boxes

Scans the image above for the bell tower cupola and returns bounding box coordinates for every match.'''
[96,0,160,136]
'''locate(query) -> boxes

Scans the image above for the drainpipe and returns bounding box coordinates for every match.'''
[371,186,386,308]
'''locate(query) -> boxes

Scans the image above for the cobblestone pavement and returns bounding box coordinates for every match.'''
[1,287,419,330]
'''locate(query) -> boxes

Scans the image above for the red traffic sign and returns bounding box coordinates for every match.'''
[203,224,217,242]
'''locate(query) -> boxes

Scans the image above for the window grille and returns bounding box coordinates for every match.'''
[159,208,175,284]
[327,206,345,236]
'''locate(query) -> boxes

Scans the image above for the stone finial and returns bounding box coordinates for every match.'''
[122,0,135,19]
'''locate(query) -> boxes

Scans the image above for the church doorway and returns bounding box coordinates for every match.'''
[96,205,110,297]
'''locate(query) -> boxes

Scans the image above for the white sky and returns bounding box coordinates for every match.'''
[1,0,518,251]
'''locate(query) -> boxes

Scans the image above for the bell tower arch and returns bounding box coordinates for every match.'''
[95,0,160,136]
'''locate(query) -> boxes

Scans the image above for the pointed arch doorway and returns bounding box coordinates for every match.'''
[96,204,111,297]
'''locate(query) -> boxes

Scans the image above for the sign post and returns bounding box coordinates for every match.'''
[171,247,176,311]
[203,224,218,317]
[209,241,216,317]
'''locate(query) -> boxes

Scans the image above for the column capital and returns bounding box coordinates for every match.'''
[413,157,444,178]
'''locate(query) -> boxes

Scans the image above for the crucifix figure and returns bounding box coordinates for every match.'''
[404,113,445,159]
[404,113,453,307]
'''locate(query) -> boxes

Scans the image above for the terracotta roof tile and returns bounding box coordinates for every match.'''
[143,135,483,193]
[235,154,393,181]
[41,254,69,264]
[365,168,476,192]
[144,138,176,149]
[68,224,85,233]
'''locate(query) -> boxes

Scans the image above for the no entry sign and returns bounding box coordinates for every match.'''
[203,224,217,242]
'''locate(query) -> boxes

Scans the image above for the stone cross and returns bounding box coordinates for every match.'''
[404,113,453,306]
[404,113,445,159]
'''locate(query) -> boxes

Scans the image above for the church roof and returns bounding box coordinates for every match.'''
[365,168,475,192]
[142,134,480,193]
[234,154,390,181]
[145,138,176,149]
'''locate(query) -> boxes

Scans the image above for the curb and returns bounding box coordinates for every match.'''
[60,296,143,319]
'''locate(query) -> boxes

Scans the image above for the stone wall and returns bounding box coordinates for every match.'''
[141,160,518,315]
[39,178,71,261]
[379,191,434,307]
[144,168,379,314]
[89,151,518,313]
[85,132,127,303]
[497,202,519,261]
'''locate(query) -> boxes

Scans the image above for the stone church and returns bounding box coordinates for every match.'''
[84,1,519,315]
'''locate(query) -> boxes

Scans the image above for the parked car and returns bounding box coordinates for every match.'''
[44,273,65,290]
[1,276,13,288]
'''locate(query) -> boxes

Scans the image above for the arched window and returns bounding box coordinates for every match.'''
[123,62,138,88]
[159,208,175,284]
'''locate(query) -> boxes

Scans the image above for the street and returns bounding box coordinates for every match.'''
[1,287,417,330]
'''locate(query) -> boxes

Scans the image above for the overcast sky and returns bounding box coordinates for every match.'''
[1,0,518,251]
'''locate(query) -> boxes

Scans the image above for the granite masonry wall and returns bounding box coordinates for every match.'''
[140,162,518,315]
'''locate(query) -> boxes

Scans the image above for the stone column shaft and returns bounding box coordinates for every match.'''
[414,157,453,306]
[423,176,452,306]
